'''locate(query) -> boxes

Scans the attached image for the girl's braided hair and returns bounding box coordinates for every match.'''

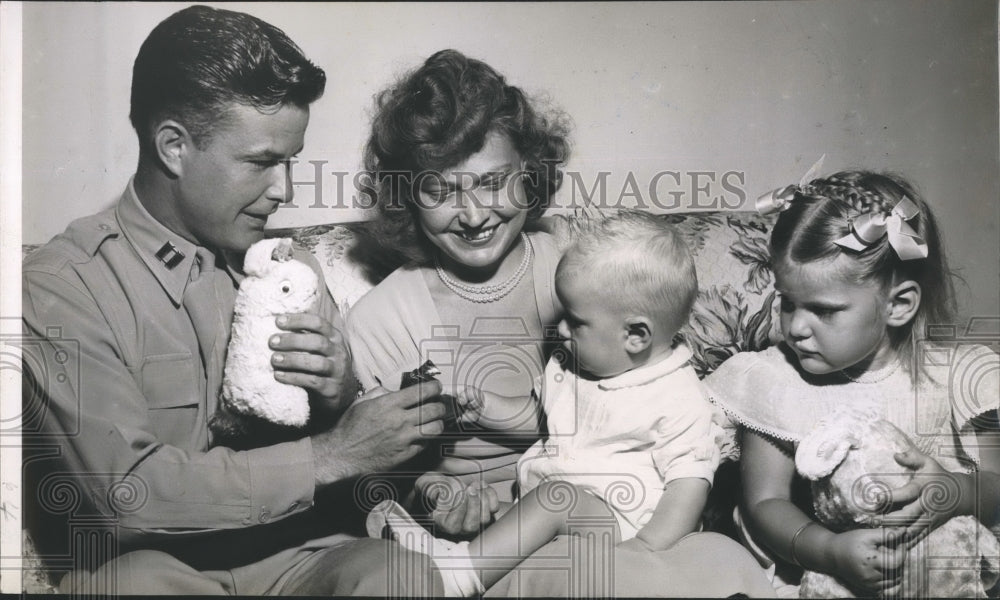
[769,170,956,378]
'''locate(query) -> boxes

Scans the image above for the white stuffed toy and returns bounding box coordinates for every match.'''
[794,407,999,598]
[210,238,319,448]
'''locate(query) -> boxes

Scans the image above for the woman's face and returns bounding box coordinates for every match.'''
[415,131,529,274]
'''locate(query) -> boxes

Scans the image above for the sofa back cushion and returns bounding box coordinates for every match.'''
[290,211,780,378]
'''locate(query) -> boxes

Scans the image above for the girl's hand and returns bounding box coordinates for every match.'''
[830,528,907,596]
[885,449,968,546]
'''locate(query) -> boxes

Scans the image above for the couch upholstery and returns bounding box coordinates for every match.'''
[20,210,779,592]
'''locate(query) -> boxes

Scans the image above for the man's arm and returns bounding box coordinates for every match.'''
[22,265,444,537]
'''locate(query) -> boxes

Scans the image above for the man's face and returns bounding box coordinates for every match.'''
[173,103,309,252]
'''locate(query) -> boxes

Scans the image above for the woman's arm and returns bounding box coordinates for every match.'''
[453,387,541,434]
[741,430,907,596]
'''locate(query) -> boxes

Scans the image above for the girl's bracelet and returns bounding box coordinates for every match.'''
[790,521,819,567]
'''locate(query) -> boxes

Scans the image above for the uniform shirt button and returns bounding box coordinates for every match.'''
[259,507,271,523]
[98,224,111,231]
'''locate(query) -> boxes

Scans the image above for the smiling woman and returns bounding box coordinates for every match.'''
[346,50,570,518]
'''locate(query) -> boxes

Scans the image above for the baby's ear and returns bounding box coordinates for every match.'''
[796,421,860,480]
[624,317,652,354]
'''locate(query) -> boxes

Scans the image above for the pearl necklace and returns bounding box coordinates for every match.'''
[840,360,901,384]
[435,233,532,303]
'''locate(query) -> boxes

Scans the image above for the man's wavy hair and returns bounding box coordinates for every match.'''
[130,5,326,154]
[361,49,571,268]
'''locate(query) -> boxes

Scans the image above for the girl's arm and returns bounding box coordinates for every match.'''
[741,430,908,596]
[623,477,709,552]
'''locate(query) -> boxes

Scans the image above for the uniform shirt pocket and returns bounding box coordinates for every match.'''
[141,354,201,446]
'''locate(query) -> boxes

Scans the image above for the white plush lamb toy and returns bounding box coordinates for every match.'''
[794,407,999,598]
[210,238,319,448]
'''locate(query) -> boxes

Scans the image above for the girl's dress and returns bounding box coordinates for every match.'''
[707,343,997,471]
[705,342,999,594]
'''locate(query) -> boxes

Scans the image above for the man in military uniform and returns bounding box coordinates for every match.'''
[21,5,448,594]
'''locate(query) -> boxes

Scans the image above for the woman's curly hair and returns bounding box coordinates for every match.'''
[359,49,571,268]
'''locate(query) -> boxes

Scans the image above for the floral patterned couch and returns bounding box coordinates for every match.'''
[300,211,781,372]
[20,210,779,592]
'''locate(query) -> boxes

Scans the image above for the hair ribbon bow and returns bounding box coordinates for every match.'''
[833,197,928,261]
[755,155,826,215]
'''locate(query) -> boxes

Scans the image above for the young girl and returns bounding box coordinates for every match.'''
[707,170,1000,597]
[367,211,774,597]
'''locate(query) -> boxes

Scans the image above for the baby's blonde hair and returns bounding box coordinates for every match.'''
[557,210,698,336]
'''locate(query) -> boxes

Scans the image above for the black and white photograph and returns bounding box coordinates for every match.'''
[3,1,998,596]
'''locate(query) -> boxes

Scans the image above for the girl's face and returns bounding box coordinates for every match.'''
[774,257,898,376]
[415,131,528,275]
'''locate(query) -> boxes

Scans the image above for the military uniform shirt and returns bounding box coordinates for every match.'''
[22,181,344,556]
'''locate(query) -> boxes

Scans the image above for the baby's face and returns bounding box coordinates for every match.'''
[554,272,632,378]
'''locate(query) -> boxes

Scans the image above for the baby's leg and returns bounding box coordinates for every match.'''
[367,481,617,596]
[470,480,620,589]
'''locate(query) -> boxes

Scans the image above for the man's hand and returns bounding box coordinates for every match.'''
[270,312,354,417]
[310,381,446,486]
[884,449,970,546]
[414,472,499,538]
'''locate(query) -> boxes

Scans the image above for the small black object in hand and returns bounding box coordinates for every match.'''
[399,360,463,429]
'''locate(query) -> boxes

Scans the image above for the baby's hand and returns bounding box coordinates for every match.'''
[831,528,907,596]
[416,472,499,537]
[884,449,968,546]
[447,386,491,425]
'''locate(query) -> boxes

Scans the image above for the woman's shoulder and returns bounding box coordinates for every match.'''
[529,216,574,251]
[525,229,560,255]
[350,267,424,312]
[346,266,428,333]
